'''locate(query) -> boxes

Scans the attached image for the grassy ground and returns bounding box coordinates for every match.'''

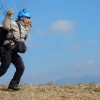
[0,83,100,100]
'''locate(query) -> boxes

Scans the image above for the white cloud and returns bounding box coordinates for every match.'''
[68,44,80,50]
[50,20,75,33]
[64,33,73,39]
[26,33,39,47]
[76,63,81,67]
[88,40,98,44]
[86,60,93,65]
[32,72,39,76]
[43,56,53,60]
[35,19,76,36]
[76,60,94,67]
[26,33,33,46]
[35,28,45,36]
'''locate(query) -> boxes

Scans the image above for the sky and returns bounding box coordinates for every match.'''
[0,0,100,84]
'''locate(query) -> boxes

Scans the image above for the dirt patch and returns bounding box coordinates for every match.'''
[0,83,100,100]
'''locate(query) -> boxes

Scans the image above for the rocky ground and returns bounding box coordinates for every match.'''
[0,83,100,100]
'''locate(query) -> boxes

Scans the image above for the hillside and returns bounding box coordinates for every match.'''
[54,75,100,84]
[0,83,100,100]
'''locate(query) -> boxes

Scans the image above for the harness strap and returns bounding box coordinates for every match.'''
[16,22,21,38]
[7,22,22,49]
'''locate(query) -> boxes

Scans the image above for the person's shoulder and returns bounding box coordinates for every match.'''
[11,20,19,29]
[11,20,17,26]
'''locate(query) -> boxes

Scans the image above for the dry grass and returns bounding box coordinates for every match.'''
[0,83,100,100]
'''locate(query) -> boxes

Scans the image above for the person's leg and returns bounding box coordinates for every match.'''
[9,52,25,87]
[0,51,11,77]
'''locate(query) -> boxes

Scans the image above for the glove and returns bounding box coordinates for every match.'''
[7,9,14,14]
[7,9,14,18]
[27,22,32,28]
[30,22,32,27]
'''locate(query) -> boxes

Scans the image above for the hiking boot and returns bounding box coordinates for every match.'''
[7,85,21,91]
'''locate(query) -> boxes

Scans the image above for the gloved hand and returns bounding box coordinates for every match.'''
[27,21,32,28]
[7,9,14,18]
[30,22,32,27]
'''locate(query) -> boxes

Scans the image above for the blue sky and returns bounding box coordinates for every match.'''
[0,0,100,84]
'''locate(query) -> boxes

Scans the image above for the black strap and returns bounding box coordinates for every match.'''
[9,22,22,48]
[16,22,21,38]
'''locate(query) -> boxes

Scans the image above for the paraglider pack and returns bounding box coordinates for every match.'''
[0,26,8,45]
[0,26,8,58]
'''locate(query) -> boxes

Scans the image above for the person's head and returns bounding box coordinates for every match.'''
[17,10,31,26]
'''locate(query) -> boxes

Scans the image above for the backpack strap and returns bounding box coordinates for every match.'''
[8,22,22,49]
[16,22,21,38]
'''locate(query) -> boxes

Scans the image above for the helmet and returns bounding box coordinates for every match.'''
[17,10,31,19]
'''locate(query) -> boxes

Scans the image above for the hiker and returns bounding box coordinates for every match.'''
[0,8,32,91]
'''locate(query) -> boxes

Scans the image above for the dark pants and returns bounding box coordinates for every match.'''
[0,50,25,87]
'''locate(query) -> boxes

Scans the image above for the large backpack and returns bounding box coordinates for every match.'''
[0,26,8,59]
[0,26,8,45]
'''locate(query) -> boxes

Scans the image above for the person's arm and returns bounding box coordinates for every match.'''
[2,9,14,30]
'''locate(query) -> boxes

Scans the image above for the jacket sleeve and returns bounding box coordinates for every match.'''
[2,15,12,30]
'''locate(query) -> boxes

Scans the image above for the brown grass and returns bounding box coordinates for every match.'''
[0,83,100,100]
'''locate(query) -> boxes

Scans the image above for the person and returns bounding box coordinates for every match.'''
[0,8,32,91]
